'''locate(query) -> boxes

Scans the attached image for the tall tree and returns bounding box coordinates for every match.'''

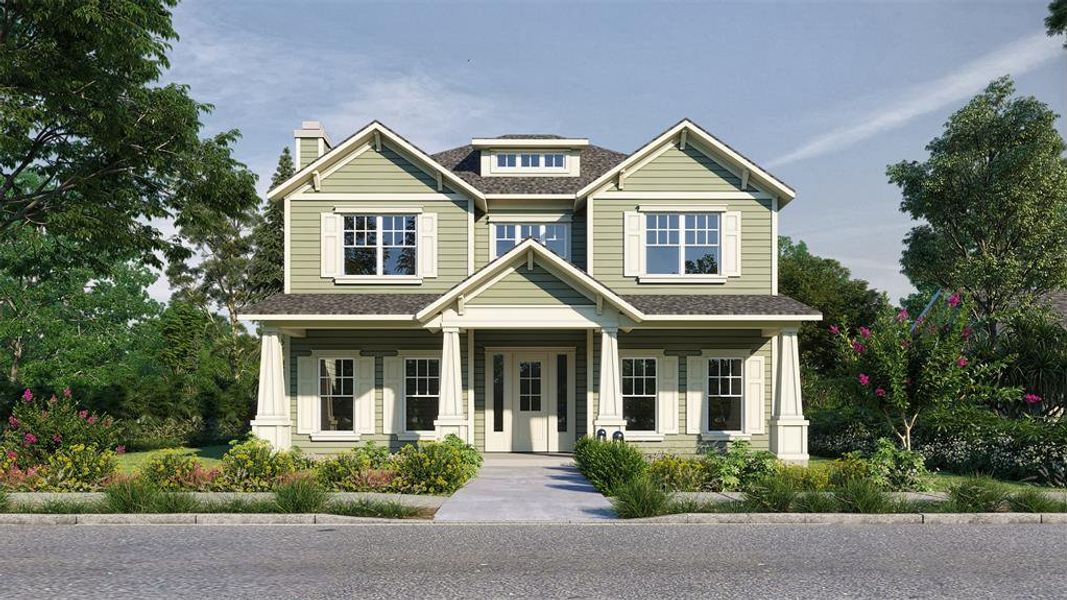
[247,147,295,299]
[0,0,257,271]
[1049,0,1067,46]
[778,237,888,374]
[887,76,1067,342]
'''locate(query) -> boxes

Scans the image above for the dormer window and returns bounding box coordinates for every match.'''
[544,153,565,168]
[496,153,517,168]
[520,153,540,167]
[490,152,569,174]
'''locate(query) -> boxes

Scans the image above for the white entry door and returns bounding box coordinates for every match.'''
[512,353,550,452]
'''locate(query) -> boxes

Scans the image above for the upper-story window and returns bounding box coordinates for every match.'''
[645,213,720,275]
[492,152,567,173]
[343,215,417,276]
[496,153,517,168]
[493,223,569,260]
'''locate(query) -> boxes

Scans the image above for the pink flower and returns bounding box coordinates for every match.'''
[5,450,16,462]
[1023,393,1042,405]
[895,309,909,322]
[874,387,886,397]
[859,326,872,339]
[7,415,19,429]
[962,326,973,341]
[915,316,925,326]
[22,433,37,446]
[63,387,72,398]
[78,410,88,419]
[52,434,62,444]
[21,389,32,403]
[858,373,870,386]
[957,357,968,368]
[87,415,97,425]
[829,325,840,335]
[115,445,126,455]
[901,339,911,349]
[947,293,961,308]
[852,341,867,354]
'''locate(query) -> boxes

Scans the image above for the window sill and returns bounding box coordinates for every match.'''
[637,275,727,284]
[309,432,361,442]
[623,432,664,442]
[333,276,422,285]
[701,431,750,441]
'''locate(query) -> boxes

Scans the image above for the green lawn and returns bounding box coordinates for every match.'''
[808,457,1060,492]
[116,445,229,475]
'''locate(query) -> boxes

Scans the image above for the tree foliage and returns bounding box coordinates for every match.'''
[1049,0,1067,46]
[888,77,1067,340]
[778,236,887,374]
[247,147,295,300]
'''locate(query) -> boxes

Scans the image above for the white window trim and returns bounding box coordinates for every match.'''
[701,349,750,440]
[335,213,422,283]
[620,353,662,441]
[491,222,571,261]
[639,211,725,282]
[397,350,442,440]
[309,351,360,442]
[490,151,568,174]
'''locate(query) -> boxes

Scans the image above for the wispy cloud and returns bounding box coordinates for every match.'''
[767,31,1062,168]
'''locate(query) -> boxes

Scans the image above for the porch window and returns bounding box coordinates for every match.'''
[556,354,568,432]
[492,354,505,432]
[708,358,743,432]
[342,215,417,276]
[405,358,440,431]
[645,212,721,275]
[622,358,656,431]
[319,358,355,432]
[494,223,570,260]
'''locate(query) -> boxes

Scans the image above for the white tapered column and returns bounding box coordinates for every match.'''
[770,328,808,462]
[251,328,292,449]
[435,326,468,440]
[594,326,626,436]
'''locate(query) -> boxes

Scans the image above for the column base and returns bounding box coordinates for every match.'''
[251,417,292,451]
[769,417,809,464]
[434,417,469,442]
[592,418,627,440]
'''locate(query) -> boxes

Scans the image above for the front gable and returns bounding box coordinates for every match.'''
[615,143,748,193]
[467,262,595,307]
[316,143,446,194]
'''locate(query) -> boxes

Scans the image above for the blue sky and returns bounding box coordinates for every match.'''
[162,0,1065,303]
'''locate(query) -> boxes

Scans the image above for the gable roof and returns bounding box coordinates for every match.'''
[416,238,644,323]
[431,141,628,196]
[575,118,797,205]
[267,121,486,208]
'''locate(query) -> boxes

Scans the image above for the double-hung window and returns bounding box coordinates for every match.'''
[342,215,417,277]
[707,358,743,432]
[493,223,570,260]
[319,358,355,433]
[645,212,721,275]
[622,358,657,432]
[404,358,440,432]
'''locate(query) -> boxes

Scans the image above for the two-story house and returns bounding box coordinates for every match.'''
[241,119,820,461]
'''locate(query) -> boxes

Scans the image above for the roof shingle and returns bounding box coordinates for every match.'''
[430,143,628,195]
[243,294,436,316]
[623,294,820,316]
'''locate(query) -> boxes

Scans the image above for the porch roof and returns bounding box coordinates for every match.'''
[241,293,437,316]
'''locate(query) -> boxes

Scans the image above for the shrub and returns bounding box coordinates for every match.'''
[116,416,205,451]
[104,476,163,513]
[2,389,120,468]
[948,477,1010,512]
[218,438,299,491]
[744,476,801,512]
[647,454,707,492]
[778,464,832,491]
[154,492,201,513]
[828,454,874,487]
[273,473,328,513]
[42,443,118,491]
[573,437,647,495]
[391,436,481,495]
[793,491,840,513]
[316,443,396,491]
[142,452,220,491]
[833,478,899,513]
[326,499,431,519]
[865,438,930,491]
[704,440,780,492]
[0,488,8,512]
[1006,489,1065,513]
[809,406,886,457]
[611,475,671,519]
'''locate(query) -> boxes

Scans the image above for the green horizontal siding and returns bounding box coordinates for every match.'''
[473,208,585,271]
[317,144,439,193]
[468,263,593,306]
[298,139,320,170]
[610,143,749,192]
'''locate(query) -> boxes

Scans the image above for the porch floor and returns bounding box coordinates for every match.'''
[434,453,616,522]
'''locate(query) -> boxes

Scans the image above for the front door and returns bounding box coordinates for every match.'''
[511,353,550,452]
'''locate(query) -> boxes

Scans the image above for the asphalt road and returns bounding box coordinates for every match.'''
[1,523,1065,599]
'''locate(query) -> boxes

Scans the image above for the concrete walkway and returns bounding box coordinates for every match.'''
[434,454,616,521]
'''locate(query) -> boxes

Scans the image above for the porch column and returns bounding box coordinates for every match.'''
[770,328,809,463]
[435,325,468,440]
[251,328,292,450]
[594,326,626,436]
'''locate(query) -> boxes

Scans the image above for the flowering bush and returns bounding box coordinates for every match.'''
[832,294,1018,450]
[391,435,482,495]
[142,452,221,491]
[43,444,118,491]
[218,438,301,491]
[647,454,708,492]
[1,389,120,468]
[315,443,395,491]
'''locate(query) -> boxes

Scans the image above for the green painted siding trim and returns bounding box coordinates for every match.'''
[591,196,773,294]
[467,263,594,307]
[289,197,470,294]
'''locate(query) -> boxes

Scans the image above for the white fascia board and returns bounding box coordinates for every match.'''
[239,314,417,322]
[471,138,589,148]
[640,314,823,323]
[484,193,575,200]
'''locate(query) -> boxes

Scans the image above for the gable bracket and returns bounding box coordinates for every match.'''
[618,168,627,191]
[596,294,604,315]
[679,130,687,150]
[436,171,443,192]
[457,294,466,316]
[526,249,534,271]
[312,170,322,191]
[373,131,381,151]
[740,168,750,190]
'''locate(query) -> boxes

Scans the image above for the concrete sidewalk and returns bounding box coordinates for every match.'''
[434,454,615,521]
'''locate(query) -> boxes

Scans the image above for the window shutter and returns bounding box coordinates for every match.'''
[658,356,679,434]
[685,356,705,435]
[623,211,642,277]
[722,211,741,277]
[419,213,438,278]
[382,356,403,434]
[356,356,376,435]
[744,354,765,435]
[296,356,316,434]
[320,213,341,278]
